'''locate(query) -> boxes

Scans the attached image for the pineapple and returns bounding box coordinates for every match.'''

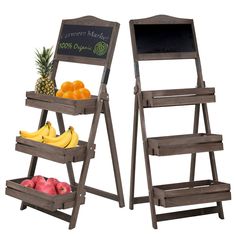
[35,47,55,95]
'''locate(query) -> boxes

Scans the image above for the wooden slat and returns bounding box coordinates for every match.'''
[26,203,72,222]
[162,192,231,207]
[154,180,231,198]
[26,92,97,115]
[16,137,94,163]
[156,142,223,156]
[26,91,97,106]
[6,188,56,211]
[148,134,222,146]
[15,144,67,163]
[133,196,150,204]
[26,99,78,115]
[138,52,197,61]
[84,185,119,201]
[142,88,215,107]
[152,95,215,107]
[147,134,223,156]
[156,206,219,222]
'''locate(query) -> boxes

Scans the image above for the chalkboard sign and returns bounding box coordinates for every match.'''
[134,24,196,54]
[57,24,113,59]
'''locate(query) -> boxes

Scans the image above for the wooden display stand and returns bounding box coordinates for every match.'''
[129,15,231,229]
[6,16,124,230]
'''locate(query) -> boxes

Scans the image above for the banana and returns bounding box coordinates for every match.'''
[43,126,71,143]
[20,121,51,138]
[43,128,72,148]
[48,126,56,137]
[65,130,79,148]
[27,135,43,142]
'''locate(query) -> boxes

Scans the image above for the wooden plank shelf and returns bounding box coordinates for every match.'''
[148,133,223,156]
[26,91,97,115]
[142,87,215,107]
[5,177,85,212]
[153,180,231,207]
[15,136,95,164]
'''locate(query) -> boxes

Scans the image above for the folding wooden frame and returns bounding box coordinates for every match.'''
[6,16,124,230]
[129,15,231,229]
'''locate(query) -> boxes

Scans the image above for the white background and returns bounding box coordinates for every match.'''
[0,0,235,235]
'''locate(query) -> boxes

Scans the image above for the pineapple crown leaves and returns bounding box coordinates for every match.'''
[35,47,54,78]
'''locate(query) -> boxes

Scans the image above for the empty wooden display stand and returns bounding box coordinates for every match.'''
[5,16,124,230]
[129,15,231,229]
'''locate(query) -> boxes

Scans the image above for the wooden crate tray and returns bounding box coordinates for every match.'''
[6,177,85,212]
[153,180,231,208]
[26,91,97,115]
[142,87,215,108]
[15,136,95,164]
[148,133,223,156]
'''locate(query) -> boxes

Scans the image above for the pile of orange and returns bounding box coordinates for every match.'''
[56,80,91,100]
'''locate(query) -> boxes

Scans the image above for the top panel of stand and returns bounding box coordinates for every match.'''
[130,15,198,60]
[54,16,119,67]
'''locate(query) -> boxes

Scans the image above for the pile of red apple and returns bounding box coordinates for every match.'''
[20,176,71,196]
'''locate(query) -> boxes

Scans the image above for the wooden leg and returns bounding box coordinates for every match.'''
[56,112,76,185]
[202,103,224,219]
[190,104,200,181]
[129,95,139,210]
[21,109,48,210]
[103,100,125,207]
[209,151,224,219]
[69,100,103,229]
[137,93,157,229]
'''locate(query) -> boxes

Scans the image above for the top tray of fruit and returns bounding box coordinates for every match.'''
[25,47,97,115]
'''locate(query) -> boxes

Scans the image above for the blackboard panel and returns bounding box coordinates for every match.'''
[57,24,113,59]
[134,24,196,54]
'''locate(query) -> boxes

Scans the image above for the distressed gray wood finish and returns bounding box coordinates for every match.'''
[154,180,231,207]
[6,15,124,230]
[129,14,230,229]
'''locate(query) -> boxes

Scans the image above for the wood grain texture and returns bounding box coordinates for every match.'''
[6,177,83,212]
[142,87,215,107]
[16,137,95,163]
[153,180,231,207]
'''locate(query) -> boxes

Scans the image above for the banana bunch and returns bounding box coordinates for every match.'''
[20,121,56,142]
[43,126,79,148]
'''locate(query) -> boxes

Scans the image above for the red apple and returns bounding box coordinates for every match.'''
[47,178,59,186]
[20,179,35,188]
[35,181,57,195]
[31,175,46,185]
[56,182,71,195]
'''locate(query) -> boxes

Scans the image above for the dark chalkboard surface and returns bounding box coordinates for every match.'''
[134,24,196,54]
[57,24,113,59]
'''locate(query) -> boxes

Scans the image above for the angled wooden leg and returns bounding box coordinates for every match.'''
[103,100,125,207]
[190,104,200,181]
[137,92,157,229]
[56,112,76,185]
[69,99,103,229]
[202,103,224,219]
[20,109,48,210]
[129,95,139,210]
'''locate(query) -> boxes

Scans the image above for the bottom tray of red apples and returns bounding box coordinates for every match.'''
[20,176,71,195]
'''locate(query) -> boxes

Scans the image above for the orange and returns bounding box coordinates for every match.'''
[79,88,91,99]
[61,81,73,92]
[73,89,83,100]
[73,80,84,90]
[62,91,74,99]
[56,89,64,98]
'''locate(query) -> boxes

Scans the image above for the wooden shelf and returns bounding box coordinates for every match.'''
[26,91,97,115]
[15,136,95,164]
[153,180,231,208]
[147,133,223,156]
[142,88,215,108]
[6,177,85,212]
